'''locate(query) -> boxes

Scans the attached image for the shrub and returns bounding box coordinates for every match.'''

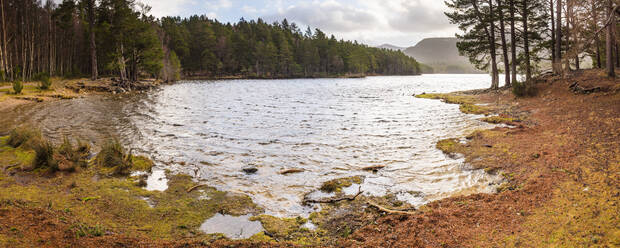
[57,137,91,171]
[37,73,52,90]
[96,139,133,175]
[512,81,537,97]
[12,80,23,94]
[7,126,40,148]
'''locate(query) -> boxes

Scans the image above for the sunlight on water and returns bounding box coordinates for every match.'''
[0,74,503,216]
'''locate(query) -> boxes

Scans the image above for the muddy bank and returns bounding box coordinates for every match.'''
[0,77,162,110]
[343,69,620,247]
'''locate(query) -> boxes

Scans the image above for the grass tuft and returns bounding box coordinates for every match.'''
[7,126,40,148]
[96,139,133,175]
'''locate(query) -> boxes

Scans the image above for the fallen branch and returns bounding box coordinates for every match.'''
[186,184,208,193]
[303,186,363,204]
[367,201,417,215]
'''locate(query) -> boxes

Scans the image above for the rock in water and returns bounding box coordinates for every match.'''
[242,167,258,174]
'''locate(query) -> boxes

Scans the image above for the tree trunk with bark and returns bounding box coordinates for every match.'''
[522,0,532,82]
[510,0,518,84]
[554,0,563,74]
[498,0,511,86]
[606,0,615,78]
[87,0,98,80]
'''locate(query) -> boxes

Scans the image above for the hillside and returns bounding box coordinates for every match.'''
[403,38,483,74]
[377,44,406,51]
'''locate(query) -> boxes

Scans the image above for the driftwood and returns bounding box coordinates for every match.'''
[362,165,386,171]
[279,168,304,175]
[186,184,208,193]
[367,201,417,215]
[303,186,363,205]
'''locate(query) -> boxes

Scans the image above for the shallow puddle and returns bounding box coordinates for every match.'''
[199,213,264,239]
[145,169,168,191]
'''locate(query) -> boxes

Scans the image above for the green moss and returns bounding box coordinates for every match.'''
[459,103,490,115]
[436,138,459,154]
[0,140,263,240]
[481,116,518,124]
[131,156,154,172]
[249,215,324,245]
[416,93,490,115]
[250,215,304,237]
[415,93,475,104]
[248,231,275,242]
[319,176,363,193]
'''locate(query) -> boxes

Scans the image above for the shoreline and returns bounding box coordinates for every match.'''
[0,69,617,247]
[180,73,421,81]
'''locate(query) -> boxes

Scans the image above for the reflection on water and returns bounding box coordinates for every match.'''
[200,214,264,239]
[0,74,502,216]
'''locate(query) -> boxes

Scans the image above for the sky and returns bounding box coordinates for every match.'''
[138,0,458,47]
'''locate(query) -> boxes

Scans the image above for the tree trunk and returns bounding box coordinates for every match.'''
[0,0,3,80]
[564,0,572,72]
[498,0,510,87]
[606,0,615,78]
[568,0,579,70]
[87,0,98,80]
[522,0,532,83]
[551,0,556,64]
[485,0,499,89]
[510,0,517,84]
[554,0,563,74]
[614,43,620,67]
[593,0,602,68]
[118,42,127,81]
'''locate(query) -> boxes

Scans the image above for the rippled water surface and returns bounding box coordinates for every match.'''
[0,74,501,216]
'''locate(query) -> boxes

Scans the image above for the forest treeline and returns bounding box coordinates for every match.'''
[0,0,420,84]
[446,0,619,89]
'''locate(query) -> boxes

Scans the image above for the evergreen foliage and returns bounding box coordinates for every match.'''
[160,17,420,78]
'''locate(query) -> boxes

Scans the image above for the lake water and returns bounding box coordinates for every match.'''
[0,74,502,217]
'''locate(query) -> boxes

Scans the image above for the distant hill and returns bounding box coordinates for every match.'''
[403,38,483,74]
[377,44,406,51]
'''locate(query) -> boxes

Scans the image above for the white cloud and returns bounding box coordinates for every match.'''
[205,0,233,10]
[137,0,195,17]
[242,5,258,14]
[138,0,460,47]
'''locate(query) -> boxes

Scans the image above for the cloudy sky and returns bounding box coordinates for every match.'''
[139,0,458,47]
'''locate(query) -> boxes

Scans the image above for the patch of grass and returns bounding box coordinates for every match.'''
[32,138,57,171]
[460,103,490,115]
[72,223,104,238]
[96,139,133,175]
[416,93,490,115]
[436,138,459,154]
[481,116,517,124]
[319,176,362,193]
[56,137,91,171]
[416,93,475,104]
